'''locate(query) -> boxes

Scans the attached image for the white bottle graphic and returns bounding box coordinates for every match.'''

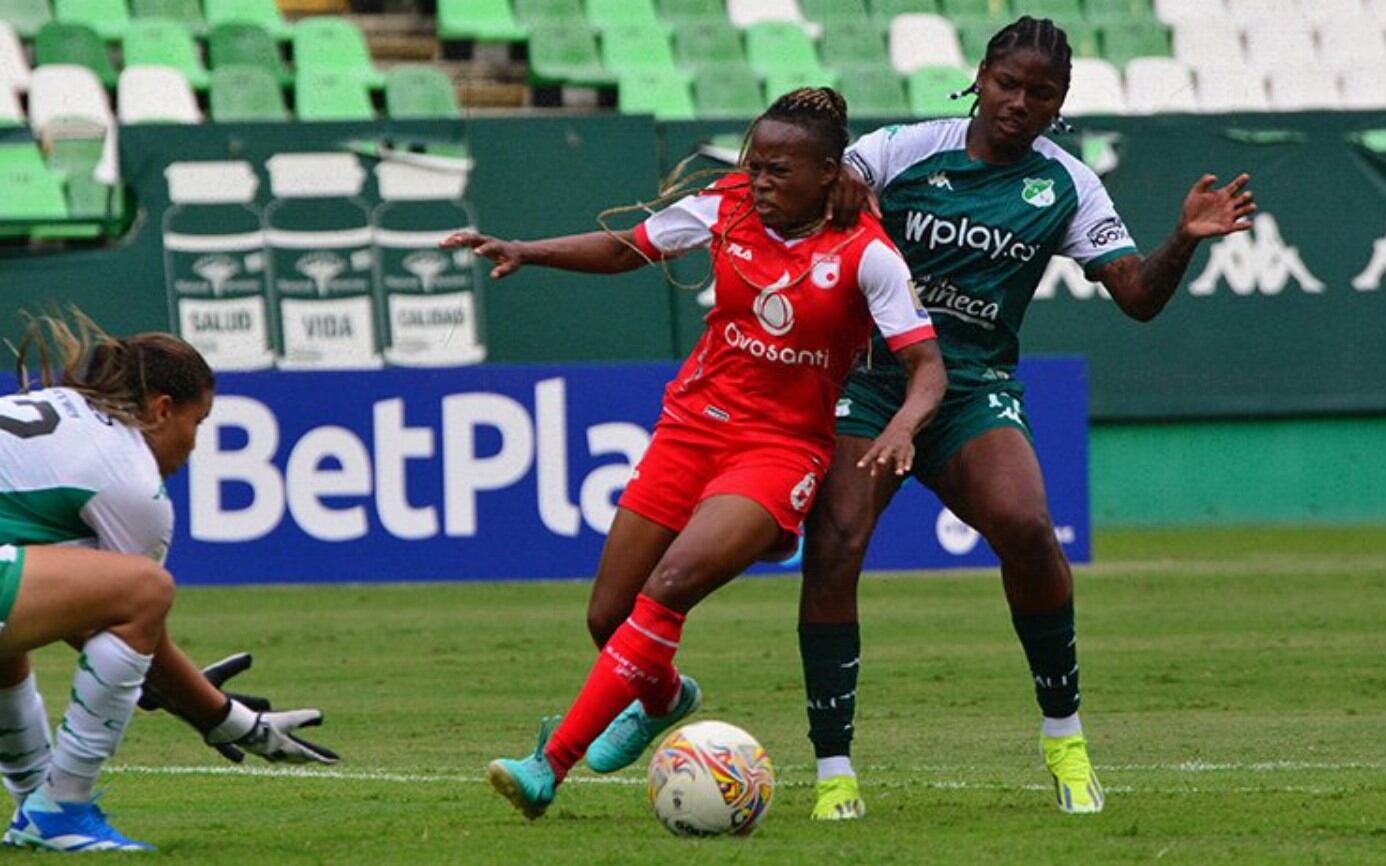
[265,152,381,369]
[372,154,486,366]
[162,161,275,370]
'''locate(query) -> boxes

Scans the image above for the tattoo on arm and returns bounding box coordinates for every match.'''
[1100,230,1200,322]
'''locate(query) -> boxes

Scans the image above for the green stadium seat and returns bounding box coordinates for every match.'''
[53,0,129,42]
[820,18,889,68]
[527,25,612,87]
[34,22,117,87]
[131,0,205,36]
[0,141,46,170]
[1014,0,1081,23]
[437,0,527,42]
[204,0,291,42]
[656,0,725,26]
[1082,0,1152,25]
[587,0,661,29]
[513,0,584,28]
[0,160,69,237]
[871,0,940,27]
[385,64,459,118]
[940,0,1009,25]
[692,63,762,117]
[672,19,744,70]
[0,0,52,39]
[1065,20,1101,59]
[955,19,994,65]
[296,68,374,120]
[799,0,870,24]
[209,64,289,120]
[1101,21,1169,68]
[208,23,291,87]
[601,23,677,76]
[837,63,907,116]
[744,21,823,77]
[45,134,118,237]
[293,16,385,89]
[618,68,695,119]
[123,18,208,90]
[763,66,839,103]
[907,64,971,116]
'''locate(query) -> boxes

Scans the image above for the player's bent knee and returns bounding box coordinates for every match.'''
[586,603,624,647]
[985,509,1059,558]
[116,562,175,624]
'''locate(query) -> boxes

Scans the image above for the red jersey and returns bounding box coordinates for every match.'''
[633,173,936,457]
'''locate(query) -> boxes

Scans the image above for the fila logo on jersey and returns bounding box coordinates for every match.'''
[927,171,952,191]
[904,211,1040,262]
[810,253,840,289]
[1022,177,1055,208]
[726,242,753,261]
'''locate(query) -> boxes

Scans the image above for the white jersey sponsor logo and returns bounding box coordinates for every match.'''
[903,211,1040,262]
[917,275,1000,329]
[789,472,817,511]
[722,322,830,369]
[1190,213,1324,296]
[753,270,794,336]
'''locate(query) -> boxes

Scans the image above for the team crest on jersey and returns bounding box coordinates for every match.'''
[1021,177,1055,208]
[810,253,841,289]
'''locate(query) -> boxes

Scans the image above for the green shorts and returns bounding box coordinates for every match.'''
[835,369,1032,487]
[0,545,23,627]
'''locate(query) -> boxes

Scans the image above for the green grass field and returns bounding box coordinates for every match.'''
[24,527,1386,864]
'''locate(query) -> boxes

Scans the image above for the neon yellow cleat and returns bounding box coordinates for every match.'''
[1041,734,1105,814]
[810,775,866,821]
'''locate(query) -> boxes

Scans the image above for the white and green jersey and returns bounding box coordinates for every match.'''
[846,119,1138,389]
[0,387,170,563]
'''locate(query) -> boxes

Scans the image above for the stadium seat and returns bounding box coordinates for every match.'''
[123,18,209,90]
[871,0,940,31]
[209,63,289,120]
[587,0,662,29]
[939,0,1010,26]
[0,22,31,93]
[1063,57,1126,115]
[1193,65,1268,112]
[1372,0,1386,22]
[131,0,206,36]
[1299,0,1371,25]
[293,17,385,89]
[763,65,838,100]
[208,23,291,87]
[954,19,996,65]
[1083,0,1155,25]
[618,67,696,118]
[657,0,727,26]
[204,0,291,42]
[53,0,130,42]
[889,14,964,74]
[513,0,585,27]
[819,18,889,69]
[1223,0,1298,26]
[42,131,118,237]
[0,0,52,39]
[1317,18,1386,71]
[295,68,374,120]
[906,64,972,117]
[673,19,746,70]
[836,63,907,116]
[1243,24,1317,73]
[0,158,69,233]
[385,64,459,118]
[0,141,45,168]
[1014,0,1082,23]
[1123,56,1197,113]
[117,65,201,122]
[1265,65,1342,110]
[1101,20,1171,69]
[1172,20,1244,70]
[692,62,763,116]
[34,22,117,88]
[28,63,111,134]
[1063,20,1102,60]
[601,23,678,75]
[0,84,24,125]
[1153,0,1226,24]
[797,0,869,24]
[727,0,819,38]
[744,20,823,76]
[437,0,527,42]
[526,24,613,86]
[1339,62,1386,107]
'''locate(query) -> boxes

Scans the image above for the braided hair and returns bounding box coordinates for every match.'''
[744,86,850,163]
[954,16,1074,130]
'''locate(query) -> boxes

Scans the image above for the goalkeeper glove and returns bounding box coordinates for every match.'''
[205,699,340,765]
[138,652,273,763]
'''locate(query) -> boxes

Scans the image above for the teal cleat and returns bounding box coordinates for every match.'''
[486,716,560,820]
[2,788,154,852]
[586,675,702,774]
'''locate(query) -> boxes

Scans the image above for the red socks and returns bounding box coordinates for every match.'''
[544,594,686,781]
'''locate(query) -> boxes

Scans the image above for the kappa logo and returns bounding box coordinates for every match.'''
[1352,219,1386,291]
[1021,177,1056,208]
[810,253,841,289]
[927,171,953,191]
[1190,213,1324,296]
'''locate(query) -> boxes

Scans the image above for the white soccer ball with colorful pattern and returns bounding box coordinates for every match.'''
[647,720,775,837]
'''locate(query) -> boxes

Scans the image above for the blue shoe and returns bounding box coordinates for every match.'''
[2,787,154,852]
[486,716,559,820]
[586,675,702,774]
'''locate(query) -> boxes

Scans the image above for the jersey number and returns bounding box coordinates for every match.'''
[0,399,60,439]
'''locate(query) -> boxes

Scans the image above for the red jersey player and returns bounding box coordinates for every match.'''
[441,88,947,820]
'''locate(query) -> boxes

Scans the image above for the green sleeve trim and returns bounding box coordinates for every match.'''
[1082,246,1138,279]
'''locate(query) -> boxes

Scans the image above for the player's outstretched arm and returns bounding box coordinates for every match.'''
[1097,173,1255,322]
[440,229,649,279]
[857,340,946,478]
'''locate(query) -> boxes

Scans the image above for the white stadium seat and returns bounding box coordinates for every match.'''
[1297,0,1368,25]
[1224,0,1299,26]
[1339,62,1386,107]
[1064,58,1127,115]
[726,0,819,37]
[28,64,113,136]
[1173,20,1245,69]
[1367,0,1386,22]
[1244,24,1318,73]
[0,85,24,127]
[1194,65,1269,111]
[889,14,964,74]
[118,66,202,124]
[0,22,29,94]
[1266,65,1343,110]
[1155,0,1228,24]
[1125,57,1199,113]
[1316,17,1386,71]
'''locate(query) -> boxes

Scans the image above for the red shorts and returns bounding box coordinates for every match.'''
[619,414,827,560]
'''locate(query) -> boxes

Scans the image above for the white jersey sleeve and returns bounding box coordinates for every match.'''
[632,191,722,259]
[81,476,173,564]
[1037,140,1139,271]
[844,120,965,193]
[857,239,937,351]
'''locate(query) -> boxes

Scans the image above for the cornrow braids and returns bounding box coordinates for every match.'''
[742,87,850,163]
[984,16,1073,86]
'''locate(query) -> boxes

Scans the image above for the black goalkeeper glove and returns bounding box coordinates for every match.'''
[138,653,273,763]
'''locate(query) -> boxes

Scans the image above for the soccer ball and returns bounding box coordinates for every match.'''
[647,720,775,837]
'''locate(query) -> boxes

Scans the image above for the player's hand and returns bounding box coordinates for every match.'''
[1179,173,1255,239]
[138,653,272,764]
[858,425,916,478]
[440,230,528,279]
[825,166,880,231]
[205,699,340,765]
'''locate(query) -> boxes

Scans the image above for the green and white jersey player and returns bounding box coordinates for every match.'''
[0,318,336,853]
[796,15,1258,822]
